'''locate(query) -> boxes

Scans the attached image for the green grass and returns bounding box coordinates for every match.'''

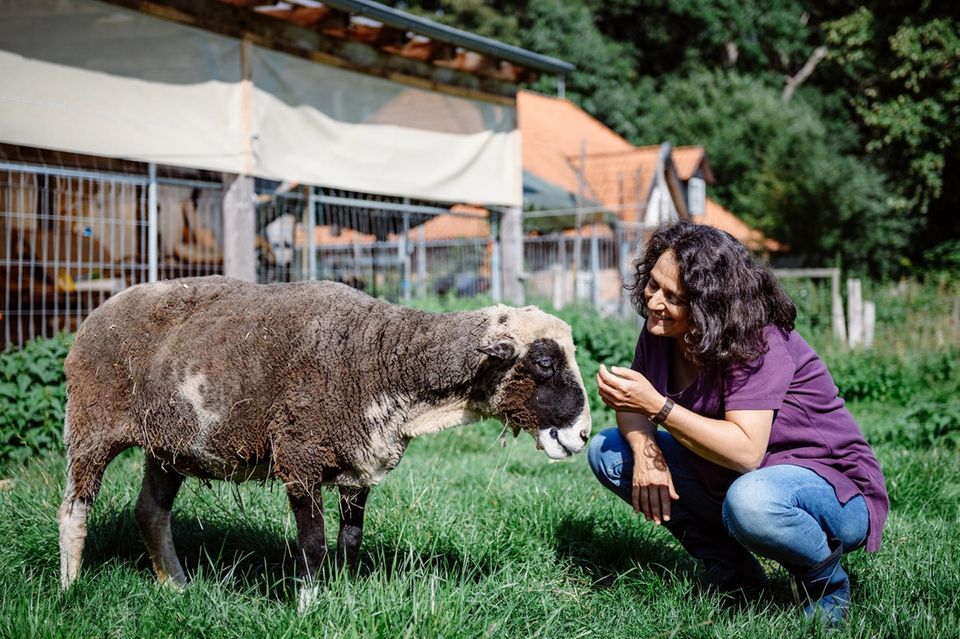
[2,283,958,637]
[1,407,959,638]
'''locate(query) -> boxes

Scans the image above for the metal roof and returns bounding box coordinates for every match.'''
[321,0,574,75]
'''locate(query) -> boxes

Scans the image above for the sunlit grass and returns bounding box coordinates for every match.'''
[1,406,958,638]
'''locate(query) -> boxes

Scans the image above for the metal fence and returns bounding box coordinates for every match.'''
[522,218,648,317]
[1,161,224,349]
[255,186,494,303]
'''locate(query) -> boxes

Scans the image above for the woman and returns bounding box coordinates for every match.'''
[587,222,888,626]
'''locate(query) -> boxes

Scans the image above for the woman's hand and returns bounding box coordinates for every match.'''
[596,365,662,416]
[631,439,679,524]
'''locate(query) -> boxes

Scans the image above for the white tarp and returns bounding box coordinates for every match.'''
[0,0,521,206]
[251,45,521,205]
[0,0,245,174]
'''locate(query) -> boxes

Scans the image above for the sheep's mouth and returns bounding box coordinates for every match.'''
[550,428,574,456]
[536,425,580,459]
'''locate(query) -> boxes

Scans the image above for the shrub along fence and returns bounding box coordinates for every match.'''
[1,285,958,468]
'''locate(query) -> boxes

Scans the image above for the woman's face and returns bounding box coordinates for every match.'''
[644,249,690,339]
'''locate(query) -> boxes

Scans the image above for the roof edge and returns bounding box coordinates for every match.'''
[324,0,575,75]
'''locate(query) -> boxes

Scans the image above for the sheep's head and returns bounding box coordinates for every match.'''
[480,307,592,459]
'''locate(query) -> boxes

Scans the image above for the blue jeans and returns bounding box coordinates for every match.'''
[587,428,868,581]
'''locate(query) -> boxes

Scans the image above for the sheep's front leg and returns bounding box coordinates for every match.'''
[288,486,326,613]
[336,487,369,570]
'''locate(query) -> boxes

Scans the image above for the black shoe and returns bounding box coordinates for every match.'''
[787,540,850,627]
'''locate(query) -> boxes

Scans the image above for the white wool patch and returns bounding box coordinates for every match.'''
[58,493,91,591]
[485,305,592,440]
[347,395,477,487]
[364,393,400,425]
[486,305,583,376]
[178,372,221,431]
[401,400,477,439]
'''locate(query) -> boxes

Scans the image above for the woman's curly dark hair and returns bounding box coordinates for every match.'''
[626,222,796,372]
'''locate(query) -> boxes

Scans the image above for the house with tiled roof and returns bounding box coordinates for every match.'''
[517,90,777,251]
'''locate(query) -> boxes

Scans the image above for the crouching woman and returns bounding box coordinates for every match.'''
[587,222,888,626]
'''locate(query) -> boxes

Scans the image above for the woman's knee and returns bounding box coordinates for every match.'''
[722,471,786,544]
[587,428,628,484]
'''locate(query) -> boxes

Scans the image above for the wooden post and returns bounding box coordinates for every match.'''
[557,233,568,307]
[489,209,501,303]
[589,224,600,312]
[552,263,564,309]
[222,37,256,283]
[305,187,317,280]
[416,223,426,298]
[573,141,585,302]
[863,301,876,349]
[400,209,410,302]
[500,206,524,305]
[847,278,863,348]
[222,173,256,282]
[830,268,847,344]
[147,163,158,282]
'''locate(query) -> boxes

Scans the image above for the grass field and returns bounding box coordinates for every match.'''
[1,286,958,638]
[1,398,958,638]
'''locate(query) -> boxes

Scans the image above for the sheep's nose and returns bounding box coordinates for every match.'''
[580,427,589,443]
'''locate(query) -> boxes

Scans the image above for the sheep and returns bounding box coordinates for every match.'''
[58,275,592,606]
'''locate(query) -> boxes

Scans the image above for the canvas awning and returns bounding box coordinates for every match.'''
[0,0,522,206]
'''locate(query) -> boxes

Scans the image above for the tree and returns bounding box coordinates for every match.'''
[631,71,906,274]
[824,7,960,257]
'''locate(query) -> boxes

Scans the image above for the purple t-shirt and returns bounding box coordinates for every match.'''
[631,325,889,552]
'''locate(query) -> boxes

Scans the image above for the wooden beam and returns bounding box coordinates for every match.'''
[100,0,520,101]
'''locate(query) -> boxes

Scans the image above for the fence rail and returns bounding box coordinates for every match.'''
[2,160,880,351]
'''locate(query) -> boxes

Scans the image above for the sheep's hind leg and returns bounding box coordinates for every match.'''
[134,457,187,589]
[287,485,327,613]
[58,477,93,591]
[336,487,369,570]
[58,441,128,591]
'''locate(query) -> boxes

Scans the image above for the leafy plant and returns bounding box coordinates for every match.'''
[0,334,72,466]
[878,401,960,450]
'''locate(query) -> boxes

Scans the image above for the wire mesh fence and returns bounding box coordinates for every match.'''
[1,162,224,349]
[255,185,493,303]
[522,218,648,318]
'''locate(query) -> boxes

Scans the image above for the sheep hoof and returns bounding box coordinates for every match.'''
[158,575,188,593]
[297,584,320,614]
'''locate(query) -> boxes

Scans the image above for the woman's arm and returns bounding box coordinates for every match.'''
[617,411,679,524]
[598,365,772,473]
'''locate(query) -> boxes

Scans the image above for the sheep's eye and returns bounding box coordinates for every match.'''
[534,356,554,374]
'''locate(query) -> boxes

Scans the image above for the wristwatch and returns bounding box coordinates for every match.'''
[651,398,675,425]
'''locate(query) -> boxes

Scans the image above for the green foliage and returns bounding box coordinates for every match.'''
[825,348,959,403]
[590,0,817,76]
[397,0,522,44]
[825,8,960,220]
[522,0,646,142]
[397,0,960,277]
[0,334,71,465]
[879,400,960,450]
[922,238,960,282]
[631,70,907,274]
[549,304,639,417]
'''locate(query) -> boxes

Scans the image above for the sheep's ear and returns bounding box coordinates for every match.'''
[478,339,518,360]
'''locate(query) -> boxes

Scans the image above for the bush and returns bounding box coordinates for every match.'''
[0,334,72,466]
[824,348,960,403]
[879,401,960,450]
